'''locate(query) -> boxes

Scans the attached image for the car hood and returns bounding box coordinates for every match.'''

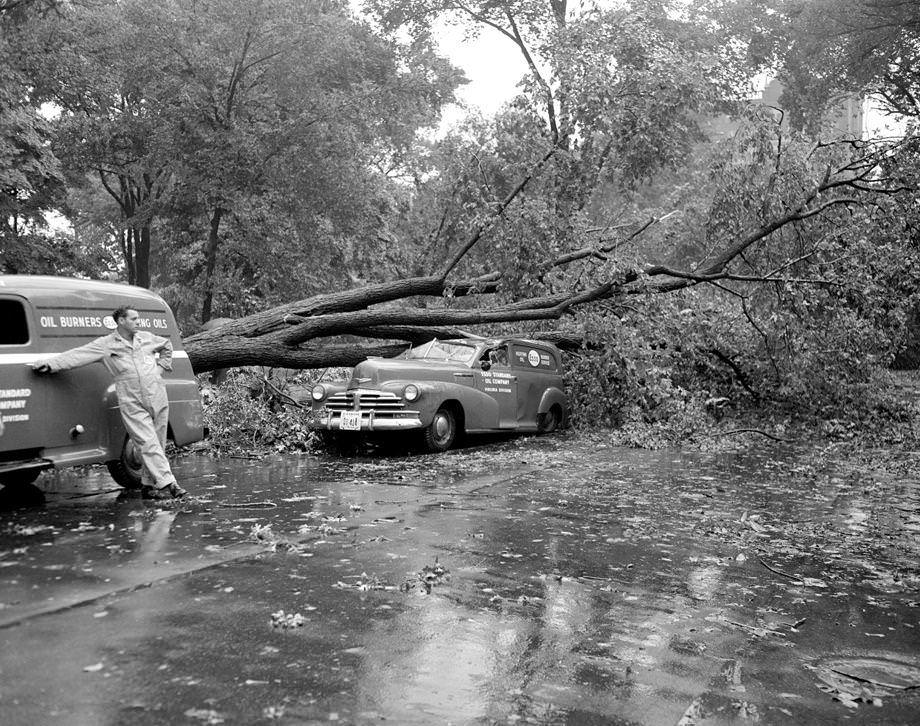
[349,358,471,387]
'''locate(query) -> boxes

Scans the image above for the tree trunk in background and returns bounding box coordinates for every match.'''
[120,229,135,285]
[201,206,224,323]
[99,172,158,289]
[892,306,920,370]
[135,225,151,288]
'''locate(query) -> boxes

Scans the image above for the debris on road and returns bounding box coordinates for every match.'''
[269,610,305,629]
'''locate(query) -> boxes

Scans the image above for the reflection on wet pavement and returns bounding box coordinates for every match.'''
[0,436,918,724]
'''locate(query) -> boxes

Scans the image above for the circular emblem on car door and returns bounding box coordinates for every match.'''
[102,315,117,330]
[527,349,540,366]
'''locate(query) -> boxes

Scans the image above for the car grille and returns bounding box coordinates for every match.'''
[325,390,406,413]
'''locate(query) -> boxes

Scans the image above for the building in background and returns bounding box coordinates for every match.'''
[702,77,866,142]
[760,78,864,137]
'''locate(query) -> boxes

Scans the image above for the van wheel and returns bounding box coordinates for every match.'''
[537,406,561,434]
[423,406,457,452]
[0,469,41,488]
[106,436,143,489]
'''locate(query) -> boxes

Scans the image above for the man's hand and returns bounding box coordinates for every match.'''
[30,362,52,374]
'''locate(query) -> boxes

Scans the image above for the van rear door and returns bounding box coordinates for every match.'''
[0,296,45,457]
[32,307,118,455]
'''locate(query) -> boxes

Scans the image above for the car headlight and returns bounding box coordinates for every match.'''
[311,384,327,401]
[403,384,420,402]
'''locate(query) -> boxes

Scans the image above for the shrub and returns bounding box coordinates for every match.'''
[200,368,317,454]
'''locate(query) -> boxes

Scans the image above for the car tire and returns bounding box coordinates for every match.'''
[0,469,42,488]
[422,406,457,452]
[106,435,144,489]
[537,405,561,434]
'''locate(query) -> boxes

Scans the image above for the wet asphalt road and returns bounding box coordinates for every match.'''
[1,434,919,725]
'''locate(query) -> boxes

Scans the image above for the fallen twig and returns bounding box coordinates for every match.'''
[725,619,787,637]
[261,375,303,409]
[759,558,802,582]
[829,666,920,691]
[217,501,278,509]
[706,428,793,442]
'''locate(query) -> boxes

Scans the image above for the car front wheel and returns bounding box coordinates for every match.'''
[422,406,457,452]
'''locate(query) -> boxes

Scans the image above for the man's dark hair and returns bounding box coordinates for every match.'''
[112,306,135,323]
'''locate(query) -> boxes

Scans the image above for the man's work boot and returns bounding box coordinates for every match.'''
[167,482,188,498]
[142,483,188,500]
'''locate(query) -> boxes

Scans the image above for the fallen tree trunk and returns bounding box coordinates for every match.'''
[186,338,409,370]
[181,136,908,373]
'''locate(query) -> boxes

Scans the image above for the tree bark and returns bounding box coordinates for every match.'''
[135,225,151,288]
[120,229,135,285]
[201,206,224,323]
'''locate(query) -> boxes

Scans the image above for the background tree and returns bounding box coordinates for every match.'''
[740,0,920,380]
[21,0,459,320]
[746,0,920,130]
[0,0,67,273]
[370,0,752,293]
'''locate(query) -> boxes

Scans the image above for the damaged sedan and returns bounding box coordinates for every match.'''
[310,337,568,452]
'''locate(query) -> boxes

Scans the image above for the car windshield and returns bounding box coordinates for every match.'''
[404,339,478,363]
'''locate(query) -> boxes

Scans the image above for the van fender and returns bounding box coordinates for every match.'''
[103,386,126,460]
[164,379,205,446]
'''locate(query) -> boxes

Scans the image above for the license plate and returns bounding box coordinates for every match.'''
[339,411,362,431]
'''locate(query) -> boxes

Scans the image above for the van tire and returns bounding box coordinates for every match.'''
[106,436,143,489]
[0,469,41,488]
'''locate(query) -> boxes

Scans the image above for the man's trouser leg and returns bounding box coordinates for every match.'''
[119,397,176,488]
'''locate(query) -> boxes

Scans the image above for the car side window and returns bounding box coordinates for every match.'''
[488,347,509,367]
[0,299,30,345]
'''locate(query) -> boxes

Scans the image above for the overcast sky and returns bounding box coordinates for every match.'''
[433,19,526,126]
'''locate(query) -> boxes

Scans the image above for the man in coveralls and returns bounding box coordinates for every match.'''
[31,306,187,500]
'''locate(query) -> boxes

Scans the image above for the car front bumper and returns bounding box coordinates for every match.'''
[314,410,424,432]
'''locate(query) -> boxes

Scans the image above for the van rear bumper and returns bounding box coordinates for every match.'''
[0,446,113,474]
[0,458,52,476]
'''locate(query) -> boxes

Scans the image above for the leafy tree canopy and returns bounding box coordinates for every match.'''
[10,0,462,319]
[745,0,920,129]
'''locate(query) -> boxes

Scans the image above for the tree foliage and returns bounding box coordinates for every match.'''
[0,0,65,272]
[14,0,459,321]
[746,0,920,129]
[2,0,918,437]
[172,0,917,436]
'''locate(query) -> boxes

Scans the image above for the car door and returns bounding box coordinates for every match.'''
[475,345,518,428]
[510,344,557,426]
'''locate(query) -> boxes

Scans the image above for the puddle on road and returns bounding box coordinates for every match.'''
[1,437,919,725]
[811,655,920,707]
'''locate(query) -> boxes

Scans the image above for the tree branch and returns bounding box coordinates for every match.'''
[438,144,560,277]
